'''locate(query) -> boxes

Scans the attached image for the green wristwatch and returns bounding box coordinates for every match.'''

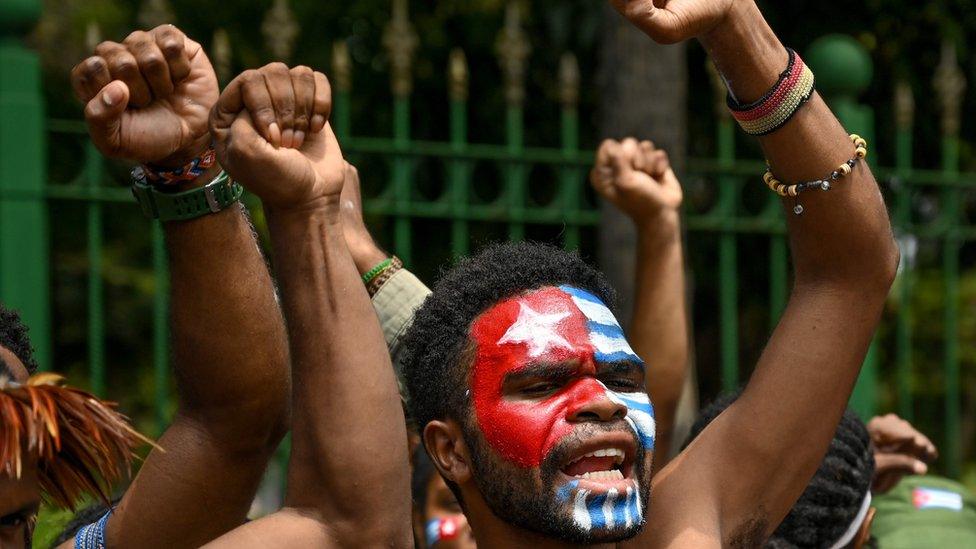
[131,169,244,221]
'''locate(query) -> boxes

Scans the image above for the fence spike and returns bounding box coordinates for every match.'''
[212,29,232,86]
[137,0,176,28]
[332,41,352,93]
[707,61,730,120]
[85,21,102,51]
[559,53,579,108]
[933,40,966,138]
[383,0,418,98]
[496,2,530,107]
[262,0,299,62]
[894,80,915,131]
[448,49,469,102]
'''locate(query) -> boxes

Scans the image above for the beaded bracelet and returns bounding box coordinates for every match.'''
[764,134,867,215]
[134,146,217,186]
[362,257,393,285]
[728,48,815,136]
[367,256,403,296]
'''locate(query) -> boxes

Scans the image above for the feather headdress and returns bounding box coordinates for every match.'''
[0,373,153,510]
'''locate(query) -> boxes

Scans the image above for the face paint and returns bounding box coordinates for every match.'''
[469,286,651,467]
[425,516,462,547]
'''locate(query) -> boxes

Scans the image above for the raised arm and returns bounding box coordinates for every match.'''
[68,26,289,548]
[204,64,412,548]
[613,0,899,543]
[590,139,687,472]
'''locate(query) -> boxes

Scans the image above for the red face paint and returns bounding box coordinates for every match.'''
[469,287,615,467]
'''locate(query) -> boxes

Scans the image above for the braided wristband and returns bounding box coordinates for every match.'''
[728,48,815,136]
[763,134,867,215]
[135,146,217,186]
[367,256,403,296]
[362,258,393,285]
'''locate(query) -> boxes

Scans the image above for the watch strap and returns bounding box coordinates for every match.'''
[132,170,244,221]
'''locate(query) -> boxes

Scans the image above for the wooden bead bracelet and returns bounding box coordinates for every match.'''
[763,134,867,215]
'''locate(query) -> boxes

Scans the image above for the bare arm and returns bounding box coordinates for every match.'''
[613,0,898,544]
[69,26,289,548]
[590,139,687,472]
[205,65,412,548]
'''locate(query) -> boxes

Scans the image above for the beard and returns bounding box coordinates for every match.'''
[463,421,650,544]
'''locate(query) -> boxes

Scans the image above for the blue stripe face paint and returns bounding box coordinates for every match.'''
[570,484,644,533]
[559,286,645,367]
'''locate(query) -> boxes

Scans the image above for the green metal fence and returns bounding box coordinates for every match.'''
[1,1,973,480]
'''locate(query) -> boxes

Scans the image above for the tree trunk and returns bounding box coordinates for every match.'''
[597,5,696,454]
[597,4,688,324]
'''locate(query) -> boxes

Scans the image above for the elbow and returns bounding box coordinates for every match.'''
[182,388,291,457]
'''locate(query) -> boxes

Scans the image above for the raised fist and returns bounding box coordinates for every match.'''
[70,25,218,166]
[608,0,734,44]
[590,138,682,224]
[210,63,343,211]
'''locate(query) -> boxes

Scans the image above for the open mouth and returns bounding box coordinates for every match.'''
[562,447,627,480]
[557,434,638,491]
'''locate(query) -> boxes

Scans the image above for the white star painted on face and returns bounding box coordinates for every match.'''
[496,302,573,358]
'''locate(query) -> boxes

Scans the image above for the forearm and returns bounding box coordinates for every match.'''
[164,167,290,445]
[267,203,409,534]
[702,1,897,286]
[630,212,687,470]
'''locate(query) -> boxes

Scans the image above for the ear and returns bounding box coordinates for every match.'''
[423,418,472,485]
[853,506,876,549]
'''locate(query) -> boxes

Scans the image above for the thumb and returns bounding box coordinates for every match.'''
[84,80,129,157]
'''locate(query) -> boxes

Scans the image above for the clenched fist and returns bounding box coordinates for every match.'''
[590,138,682,225]
[608,0,735,44]
[210,63,343,211]
[867,414,938,494]
[70,25,218,166]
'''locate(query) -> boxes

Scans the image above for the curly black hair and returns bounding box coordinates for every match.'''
[685,391,875,549]
[0,303,38,375]
[400,241,615,436]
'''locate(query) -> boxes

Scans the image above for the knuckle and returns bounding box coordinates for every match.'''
[124,30,149,44]
[160,40,183,58]
[140,53,165,70]
[264,61,289,73]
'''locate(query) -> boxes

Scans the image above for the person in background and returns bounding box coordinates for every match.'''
[1,306,148,549]
[412,446,477,549]
[63,24,291,548]
[871,474,976,547]
[686,391,939,549]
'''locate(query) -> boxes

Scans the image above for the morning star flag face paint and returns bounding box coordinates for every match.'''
[425,516,463,547]
[469,286,654,468]
[557,480,644,532]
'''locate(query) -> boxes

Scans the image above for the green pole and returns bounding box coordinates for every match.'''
[448,50,470,258]
[941,136,961,478]
[893,83,914,421]
[506,106,525,241]
[559,53,581,252]
[152,223,169,435]
[806,35,877,420]
[0,0,50,371]
[393,97,412,265]
[86,142,106,395]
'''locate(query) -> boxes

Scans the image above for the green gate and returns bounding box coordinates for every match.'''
[1,1,973,480]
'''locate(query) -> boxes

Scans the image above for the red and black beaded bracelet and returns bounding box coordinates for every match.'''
[727,48,816,136]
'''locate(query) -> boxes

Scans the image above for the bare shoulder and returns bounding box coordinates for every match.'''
[202,508,333,549]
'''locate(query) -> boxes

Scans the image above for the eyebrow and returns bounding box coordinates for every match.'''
[599,360,645,376]
[503,362,580,384]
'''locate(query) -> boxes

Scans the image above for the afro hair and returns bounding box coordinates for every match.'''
[400,241,615,435]
[0,303,38,375]
[685,391,875,549]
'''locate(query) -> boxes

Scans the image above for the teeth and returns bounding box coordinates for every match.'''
[577,469,625,481]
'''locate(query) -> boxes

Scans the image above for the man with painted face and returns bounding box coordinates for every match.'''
[400,0,900,546]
